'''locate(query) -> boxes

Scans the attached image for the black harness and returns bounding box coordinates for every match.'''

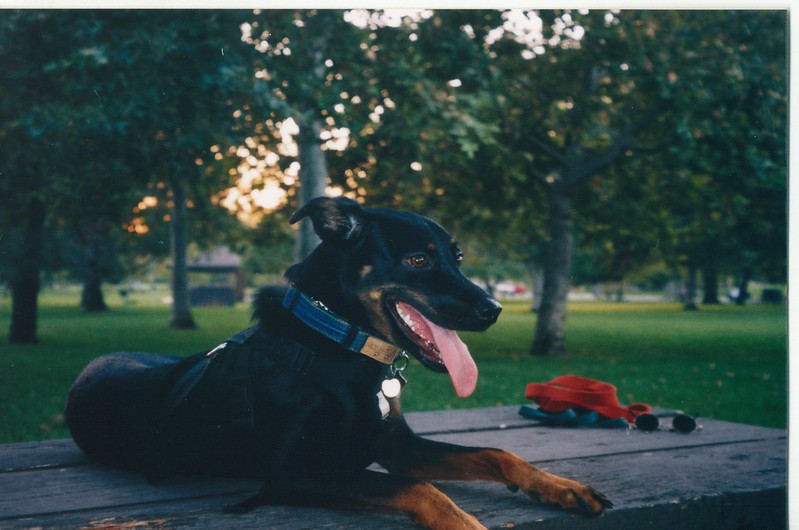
[162,292,395,431]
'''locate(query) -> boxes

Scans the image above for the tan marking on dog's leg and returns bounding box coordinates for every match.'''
[391,482,487,530]
[402,448,611,516]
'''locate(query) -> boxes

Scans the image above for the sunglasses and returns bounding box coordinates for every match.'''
[634,412,700,433]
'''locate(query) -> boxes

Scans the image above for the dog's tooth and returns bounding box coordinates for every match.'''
[397,304,420,333]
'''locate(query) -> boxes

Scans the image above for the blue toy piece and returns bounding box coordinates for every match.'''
[518,405,628,429]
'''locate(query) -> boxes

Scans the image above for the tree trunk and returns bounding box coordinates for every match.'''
[80,221,109,312]
[527,115,630,356]
[169,174,196,329]
[735,267,751,306]
[683,263,699,310]
[701,259,720,305]
[9,197,46,343]
[532,185,573,356]
[291,11,333,263]
[295,118,328,261]
[529,261,544,312]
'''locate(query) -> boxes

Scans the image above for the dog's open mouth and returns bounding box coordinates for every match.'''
[386,298,478,398]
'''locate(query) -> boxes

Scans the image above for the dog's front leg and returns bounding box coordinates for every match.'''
[376,416,611,516]
[226,469,487,530]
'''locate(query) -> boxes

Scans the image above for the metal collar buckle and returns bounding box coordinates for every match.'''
[381,351,409,398]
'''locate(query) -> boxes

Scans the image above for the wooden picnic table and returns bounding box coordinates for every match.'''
[0,406,786,529]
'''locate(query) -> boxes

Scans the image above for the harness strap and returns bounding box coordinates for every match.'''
[163,326,261,426]
[163,355,214,417]
[524,375,650,423]
[282,287,402,365]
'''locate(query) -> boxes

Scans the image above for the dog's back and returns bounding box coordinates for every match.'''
[65,290,387,479]
[66,352,179,470]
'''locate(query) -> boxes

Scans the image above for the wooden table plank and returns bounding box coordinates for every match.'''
[4,407,782,473]
[0,439,86,473]
[404,405,784,439]
[0,466,260,519]
[1,438,784,530]
[424,418,785,463]
[0,406,786,530]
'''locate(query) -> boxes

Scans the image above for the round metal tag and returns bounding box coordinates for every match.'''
[381,378,402,399]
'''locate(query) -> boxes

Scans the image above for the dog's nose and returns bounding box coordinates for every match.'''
[476,298,503,323]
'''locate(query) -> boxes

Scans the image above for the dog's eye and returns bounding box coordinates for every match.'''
[406,254,429,269]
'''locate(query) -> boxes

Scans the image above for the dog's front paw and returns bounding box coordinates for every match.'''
[526,476,612,516]
[495,451,612,516]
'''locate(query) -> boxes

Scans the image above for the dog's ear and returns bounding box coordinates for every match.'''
[290,196,365,243]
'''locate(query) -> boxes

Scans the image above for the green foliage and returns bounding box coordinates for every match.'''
[647,11,788,283]
[0,11,264,333]
[397,10,786,291]
[0,10,787,343]
[0,12,138,258]
[238,209,296,275]
[0,11,258,233]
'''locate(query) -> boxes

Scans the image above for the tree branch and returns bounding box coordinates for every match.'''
[528,135,568,166]
[626,140,669,155]
[569,120,634,183]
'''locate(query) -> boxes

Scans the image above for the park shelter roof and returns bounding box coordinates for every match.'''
[187,247,242,273]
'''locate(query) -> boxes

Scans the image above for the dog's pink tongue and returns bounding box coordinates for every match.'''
[428,321,478,398]
[398,302,478,398]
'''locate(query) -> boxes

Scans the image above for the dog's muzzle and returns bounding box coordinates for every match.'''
[475,298,502,326]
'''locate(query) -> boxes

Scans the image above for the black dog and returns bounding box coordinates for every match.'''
[66,197,610,529]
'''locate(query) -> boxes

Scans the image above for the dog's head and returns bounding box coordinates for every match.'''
[286,197,502,397]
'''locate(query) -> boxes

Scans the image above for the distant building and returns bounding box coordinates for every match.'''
[187,247,246,307]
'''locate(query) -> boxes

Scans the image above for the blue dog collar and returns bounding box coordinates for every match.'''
[282,286,402,365]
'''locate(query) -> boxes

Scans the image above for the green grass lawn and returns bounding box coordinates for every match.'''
[0,291,787,444]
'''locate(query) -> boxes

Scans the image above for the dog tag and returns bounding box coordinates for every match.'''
[381,378,402,398]
[381,374,406,399]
